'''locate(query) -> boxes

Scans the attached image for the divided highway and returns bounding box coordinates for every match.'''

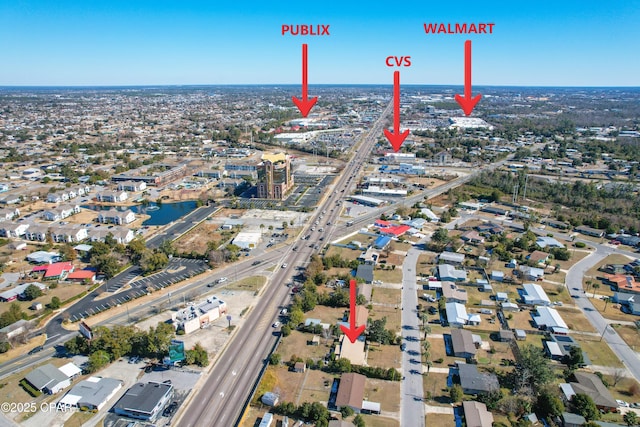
[179,100,394,426]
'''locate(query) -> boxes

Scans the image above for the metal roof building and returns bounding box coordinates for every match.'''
[58,377,122,410]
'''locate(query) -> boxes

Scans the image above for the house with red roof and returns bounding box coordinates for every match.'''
[382,225,411,237]
[66,270,96,283]
[32,262,74,280]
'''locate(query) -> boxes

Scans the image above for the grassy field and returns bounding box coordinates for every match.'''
[612,324,640,351]
[324,244,363,261]
[225,275,267,292]
[367,343,401,369]
[574,336,624,368]
[277,330,332,363]
[372,287,401,307]
[374,268,404,284]
[365,378,401,412]
[0,281,89,316]
[422,372,450,404]
[425,413,455,427]
[589,297,639,322]
[556,307,597,333]
[294,369,334,406]
[359,414,400,427]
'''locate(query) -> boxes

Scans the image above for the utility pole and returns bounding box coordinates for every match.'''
[512,183,519,205]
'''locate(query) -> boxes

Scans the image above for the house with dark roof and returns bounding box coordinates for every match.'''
[356,264,374,284]
[450,329,477,359]
[113,382,174,421]
[575,225,605,238]
[460,230,485,245]
[560,372,618,412]
[458,364,499,395]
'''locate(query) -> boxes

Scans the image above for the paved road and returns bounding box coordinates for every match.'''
[565,246,640,382]
[179,99,394,427]
[400,248,425,427]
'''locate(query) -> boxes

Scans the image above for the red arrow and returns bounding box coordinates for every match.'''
[292,43,318,118]
[454,40,482,116]
[340,279,366,343]
[383,70,409,152]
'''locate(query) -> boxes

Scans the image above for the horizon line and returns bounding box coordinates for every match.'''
[0,83,639,90]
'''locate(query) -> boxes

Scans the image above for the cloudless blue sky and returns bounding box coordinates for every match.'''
[1,0,638,86]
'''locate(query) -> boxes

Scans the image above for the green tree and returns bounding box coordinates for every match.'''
[127,238,147,263]
[59,243,77,261]
[48,296,61,310]
[22,284,43,301]
[449,384,463,402]
[513,344,554,393]
[536,388,565,419]
[340,406,354,418]
[289,308,304,327]
[571,393,600,421]
[86,350,111,373]
[0,341,10,353]
[562,346,585,370]
[624,411,638,427]
[432,227,449,243]
[353,414,366,427]
[269,353,281,365]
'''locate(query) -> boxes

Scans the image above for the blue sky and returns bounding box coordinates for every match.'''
[0,1,638,86]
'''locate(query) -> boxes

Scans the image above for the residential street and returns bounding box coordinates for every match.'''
[565,245,640,382]
[400,248,425,427]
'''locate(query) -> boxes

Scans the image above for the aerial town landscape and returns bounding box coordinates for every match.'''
[0,84,639,427]
[1,2,639,427]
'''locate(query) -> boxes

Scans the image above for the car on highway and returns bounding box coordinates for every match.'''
[28,346,44,355]
[251,260,262,266]
[272,322,281,328]
[400,343,406,351]
[281,263,288,268]
[217,277,228,284]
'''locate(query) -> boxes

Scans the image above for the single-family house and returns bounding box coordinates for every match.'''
[445,302,480,327]
[458,364,499,395]
[560,372,618,412]
[533,306,568,332]
[24,364,72,394]
[438,264,467,282]
[450,329,477,359]
[463,401,494,427]
[438,252,465,265]
[335,373,365,413]
[442,282,468,304]
[575,225,605,238]
[522,283,551,306]
[519,265,544,281]
[356,264,374,284]
[536,236,565,249]
[527,250,550,266]
[460,230,485,245]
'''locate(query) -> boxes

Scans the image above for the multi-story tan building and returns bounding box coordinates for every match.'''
[256,153,294,200]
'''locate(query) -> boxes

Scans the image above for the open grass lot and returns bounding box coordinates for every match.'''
[225,275,267,292]
[336,234,375,248]
[374,268,404,284]
[304,305,345,325]
[425,413,455,427]
[426,335,450,364]
[556,307,597,333]
[600,374,640,404]
[369,303,402,334]
[521,332,546,348]
[422,372,450,404]
[277,330,332,363]
[294,369,334,405]
[325,244,363,261]
[372,287,401,307]
[505,308,536,331]
[324,267,353,278]
[360,414,400,427]
[475,338,515,366]
[611,324,640,351]
[365,378,400,412]
[173,220,234,255]
[554,248,592,270]
[574,336,624,368]
[367,343,401,369]
[540,282,574,305]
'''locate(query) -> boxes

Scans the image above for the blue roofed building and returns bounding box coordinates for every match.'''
[373,235,391,250]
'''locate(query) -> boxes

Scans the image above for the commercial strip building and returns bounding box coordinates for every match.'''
[171,296,228,334]
[113,382,174,421]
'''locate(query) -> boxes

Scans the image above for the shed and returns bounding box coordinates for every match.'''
[490,271,504,281]
[261,392,279,407]
[515,329,527,340]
